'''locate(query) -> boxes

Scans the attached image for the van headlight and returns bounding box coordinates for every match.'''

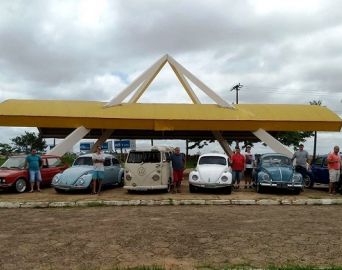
[126,174,132,181]
[152,174,160,181]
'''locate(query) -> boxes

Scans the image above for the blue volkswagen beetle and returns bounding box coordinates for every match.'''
[254,153,304,194]
[52,154,124,193]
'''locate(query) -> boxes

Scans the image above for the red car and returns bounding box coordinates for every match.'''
[0,155,68,193]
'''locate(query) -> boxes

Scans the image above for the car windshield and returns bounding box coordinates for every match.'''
[262,156,292,167]
[1,156,26,169]
[127,151,161,163]
[198,156,227,166]
[73,157,93,166]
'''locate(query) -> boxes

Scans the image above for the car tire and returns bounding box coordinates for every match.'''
[189,184,197,193]
[256,184,264,194]
[118,174,124,187]
[223,186,232,194]
[54,188,65,194]
[304,175,313,188]
[15,178,27,193]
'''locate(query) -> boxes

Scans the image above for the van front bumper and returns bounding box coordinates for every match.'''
[124,185,168,191]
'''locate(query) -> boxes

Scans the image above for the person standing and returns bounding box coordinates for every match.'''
[24,149,43,192]
[327,145,341,195]
[92,146,105,195]
[231,146,245,190]
[244,145,255,189]
[291,144,309,180]
[170,147,185,193]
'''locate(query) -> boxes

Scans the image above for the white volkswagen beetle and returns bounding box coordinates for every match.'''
[189,153,233,194]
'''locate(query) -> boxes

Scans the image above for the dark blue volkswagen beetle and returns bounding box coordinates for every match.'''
[306,154,342,193]
[254,153,304,194]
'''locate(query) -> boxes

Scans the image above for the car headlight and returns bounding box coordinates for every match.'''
[126,174,132,181]
[292,174,302,182]
[52,174,60,183]
[221,175,228,182]
[191,174,199,181]
[0,177,6,184]
[152,174,160,181]
[261,173,270,182]
[75,176,87,186]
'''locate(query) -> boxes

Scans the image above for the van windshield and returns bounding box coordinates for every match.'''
[127,151,161,163]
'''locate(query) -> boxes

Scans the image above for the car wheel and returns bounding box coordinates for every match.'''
[54,188,65,194]
[15,178,27,193]
[256,184,264,194]
[223,186,232,195]
[189,184,197,193]
[118,174,124,187]
[304,175,313,188]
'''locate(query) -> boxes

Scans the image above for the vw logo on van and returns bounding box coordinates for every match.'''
[137,166,146,176]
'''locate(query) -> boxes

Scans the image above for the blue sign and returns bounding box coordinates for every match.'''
[114,140,131,149]
[80,143,92,151]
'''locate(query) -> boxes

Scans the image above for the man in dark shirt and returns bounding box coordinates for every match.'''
[170,147,185,193]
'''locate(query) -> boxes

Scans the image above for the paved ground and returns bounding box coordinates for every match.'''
[0,205,342,270]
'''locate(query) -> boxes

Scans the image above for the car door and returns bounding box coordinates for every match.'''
[161,152,172,186]
[311,157,328,184]
[40,157,64,186]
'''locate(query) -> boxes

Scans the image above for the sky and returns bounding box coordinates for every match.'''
[0,0,341,155]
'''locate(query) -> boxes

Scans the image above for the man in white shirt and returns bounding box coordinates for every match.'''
[92,146,105,195]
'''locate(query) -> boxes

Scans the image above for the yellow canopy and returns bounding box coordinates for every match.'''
[0,99,341,140]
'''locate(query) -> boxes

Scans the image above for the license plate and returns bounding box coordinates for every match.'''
[277,183,287,188]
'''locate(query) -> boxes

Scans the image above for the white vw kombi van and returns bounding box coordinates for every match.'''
[124,146,173,191]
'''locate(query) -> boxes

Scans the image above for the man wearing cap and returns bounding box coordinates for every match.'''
[24,149,43,192]
[230,146,245,190]
[291,144,309,181]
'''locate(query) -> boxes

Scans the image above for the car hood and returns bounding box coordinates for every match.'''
[0,169,23,177]
[262,166,293,182]
[198,165,227,182]
[58,166,93,185]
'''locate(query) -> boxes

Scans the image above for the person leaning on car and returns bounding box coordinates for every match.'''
[230,146,245,190]
[169,147,185,193]
[291,144,309,180]
[91,146,105,195]
[327,145,341,195]
[24,148,43,192]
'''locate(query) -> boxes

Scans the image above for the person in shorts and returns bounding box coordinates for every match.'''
[244,145,255,189]
[169,147,185,193]
[24,149,43,192]
[327,145,341,195]
[92,146,105,195]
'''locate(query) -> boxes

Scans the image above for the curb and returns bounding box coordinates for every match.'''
[0,198,342,208]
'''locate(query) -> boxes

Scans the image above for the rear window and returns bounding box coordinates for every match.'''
[127,151,161,163]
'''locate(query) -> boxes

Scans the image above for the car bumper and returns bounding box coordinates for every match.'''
[259,182,303,189]
[124,185,168,191]
[189,182,232,189]
[0,183,13,189]
[52,184,88,191]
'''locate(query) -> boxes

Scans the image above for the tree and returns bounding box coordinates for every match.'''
[11,131,47,153]
[0,143,14,156]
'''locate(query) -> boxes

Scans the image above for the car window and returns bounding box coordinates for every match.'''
[104,158,111,166]
[312,157,323,166]
[199,156,227,166]
[41,158,48,168]
[47,157,62,167]
[127,151,161,163]
[112,158,120,165]
[74,157,93,166]
[262,156,291,166]
[1,157,26,169]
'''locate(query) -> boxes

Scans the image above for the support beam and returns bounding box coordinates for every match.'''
[212,131,233,156]
[167,56,234,109]
[47,126,90,156]
[105,55,168,107]
[91,129,114,152]
[253,128,293,158]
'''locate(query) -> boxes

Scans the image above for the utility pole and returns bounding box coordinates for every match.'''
[230,83,243,104]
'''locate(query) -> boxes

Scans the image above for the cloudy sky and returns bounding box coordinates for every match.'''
[0,0,341,155]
